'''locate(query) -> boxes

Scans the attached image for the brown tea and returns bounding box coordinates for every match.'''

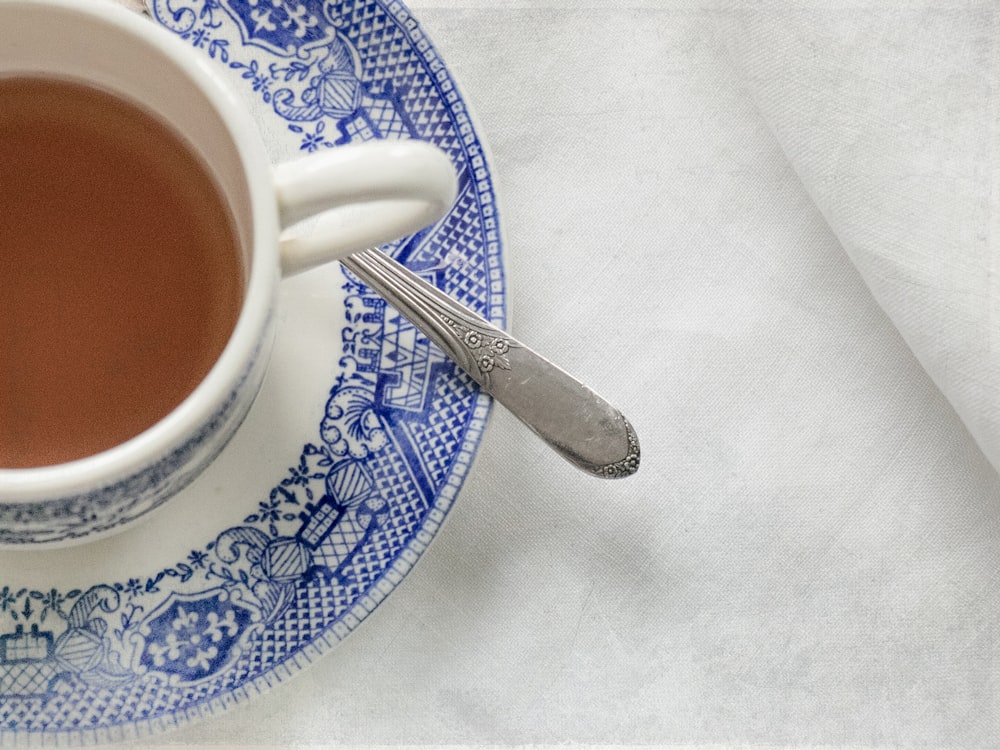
[0,77,243,468]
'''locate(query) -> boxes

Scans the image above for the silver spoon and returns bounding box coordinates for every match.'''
[123,3,638,477]
[341,248,639,478]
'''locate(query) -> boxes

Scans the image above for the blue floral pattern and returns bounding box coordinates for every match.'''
[0,0,503,742]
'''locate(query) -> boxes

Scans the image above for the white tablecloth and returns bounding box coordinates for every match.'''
[127,1,1000,747]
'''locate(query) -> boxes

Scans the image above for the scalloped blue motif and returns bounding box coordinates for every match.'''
[0,0,502,741]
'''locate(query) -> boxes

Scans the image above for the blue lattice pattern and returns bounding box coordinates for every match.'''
[309,443,422,603]
[333,1,464,161]
[253,578,338,665]
[361,92,415,141]
[404,368,477,488]
[407,183,484,262]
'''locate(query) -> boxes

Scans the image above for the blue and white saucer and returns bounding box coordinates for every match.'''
[0,1,503,743]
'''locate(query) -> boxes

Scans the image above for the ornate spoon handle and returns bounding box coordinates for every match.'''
[341,249,639,478]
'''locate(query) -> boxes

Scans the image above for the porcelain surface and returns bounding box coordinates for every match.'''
[0,0,502,743]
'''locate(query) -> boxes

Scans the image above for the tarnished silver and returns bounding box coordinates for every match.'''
[341,248,640,478]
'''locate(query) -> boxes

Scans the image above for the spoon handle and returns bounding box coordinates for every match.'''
[341,248,639,478]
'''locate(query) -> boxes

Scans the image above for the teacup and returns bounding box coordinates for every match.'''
[0,0,458,547]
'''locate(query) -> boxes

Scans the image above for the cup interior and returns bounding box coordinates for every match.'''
[0,1,256,262]
[0,0,278,495]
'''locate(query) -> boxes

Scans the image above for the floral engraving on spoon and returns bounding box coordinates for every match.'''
[439,314,514,378]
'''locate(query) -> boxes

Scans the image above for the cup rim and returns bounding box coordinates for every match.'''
[0,0,280,503]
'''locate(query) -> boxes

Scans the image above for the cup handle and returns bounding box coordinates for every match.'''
[274,139,458,277]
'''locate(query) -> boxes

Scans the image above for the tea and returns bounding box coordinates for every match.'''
[0,77,243,468]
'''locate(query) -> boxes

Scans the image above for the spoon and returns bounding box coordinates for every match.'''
[121,2,638,477]
[340,248,639,478]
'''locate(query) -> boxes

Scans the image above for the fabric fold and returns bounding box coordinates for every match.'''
[716,4,1000,472]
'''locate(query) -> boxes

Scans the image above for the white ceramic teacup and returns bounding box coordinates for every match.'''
[0,0,458,548]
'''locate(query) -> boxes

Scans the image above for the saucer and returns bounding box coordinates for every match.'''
[0,0,503,744]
